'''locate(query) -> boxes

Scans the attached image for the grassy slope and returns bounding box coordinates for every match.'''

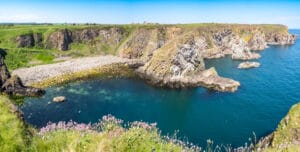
[0,95,30,151]
[263,103,300,152]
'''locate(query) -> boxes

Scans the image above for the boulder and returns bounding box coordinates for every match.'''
[53,96,66,103]
[238,62,260,69]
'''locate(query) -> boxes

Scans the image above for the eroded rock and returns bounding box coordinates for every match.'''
[16,33,43,48]
[47,29,72,51]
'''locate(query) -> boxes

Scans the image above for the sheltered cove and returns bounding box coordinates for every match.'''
[10,24,297,92]
[0,23,299,151]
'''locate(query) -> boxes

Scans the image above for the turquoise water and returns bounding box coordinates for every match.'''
[22,30,300,148]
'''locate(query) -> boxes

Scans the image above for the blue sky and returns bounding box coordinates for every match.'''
[0,0,299,28]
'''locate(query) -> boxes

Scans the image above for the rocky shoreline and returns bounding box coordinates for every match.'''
[12,55,142,86]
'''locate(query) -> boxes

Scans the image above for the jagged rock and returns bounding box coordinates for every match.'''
[119,28,152,59]
[136,67,240,92]
[16,33,43,48]
[72,29,100,43]
[171,42,205,76]
[266,33,297,45]
[0,48,45,96]
[0,50,10,86]
[16,34,34,47]
[248,31,267,50]
[238,62,260,69]
[53,96,66,102]
[47,29,72,51]
[1,75,45,96]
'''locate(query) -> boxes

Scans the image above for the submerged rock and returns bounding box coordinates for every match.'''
[0,48,45,96]
[238,62,260,69]
[53,96,66,103]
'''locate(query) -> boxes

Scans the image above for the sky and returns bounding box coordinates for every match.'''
[0,0,299,28]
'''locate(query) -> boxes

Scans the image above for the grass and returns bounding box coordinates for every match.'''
[0,95,31,151]
[29,125,186,152]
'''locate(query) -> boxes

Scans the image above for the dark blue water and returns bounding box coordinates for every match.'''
[21,30,300,148]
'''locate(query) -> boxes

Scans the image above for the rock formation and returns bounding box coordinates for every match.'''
[238,62,260,69]
[16,33,43,48]
[118,25,296,91]
[0,49,45,96]
[47,29,72,51]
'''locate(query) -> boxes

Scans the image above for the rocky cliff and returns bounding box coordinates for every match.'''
[0,49,44,96]
[13,24,297,92]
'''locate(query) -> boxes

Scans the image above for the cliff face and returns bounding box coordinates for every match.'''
[13,24,297,92]
[117,25,296,91]
[16,33,43,48]
[46,27,127,51]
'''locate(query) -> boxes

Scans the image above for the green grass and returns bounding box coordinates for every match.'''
[30,130,104,152]
[4,48,56,70]
[0,95,31,151]
[29,127,185,152]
